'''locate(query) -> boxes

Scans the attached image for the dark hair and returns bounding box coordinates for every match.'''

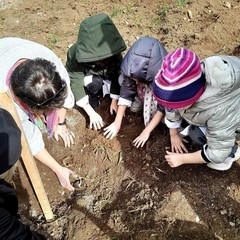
[10,58,67,112]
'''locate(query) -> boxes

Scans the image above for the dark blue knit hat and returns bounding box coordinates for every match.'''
[0,108,21,174]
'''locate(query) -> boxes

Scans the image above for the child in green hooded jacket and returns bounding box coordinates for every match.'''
[66,13,126,130]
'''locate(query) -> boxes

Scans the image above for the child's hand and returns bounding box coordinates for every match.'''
[103,122,120,139]
[133,131,150,148]
[170,134,188,153]
[165,150,185,168]
[110,99,118,115]
[89,112,104,130]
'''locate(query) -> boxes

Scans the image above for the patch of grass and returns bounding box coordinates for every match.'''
[126,0,137,12]
[111,7,125,18]
[48,33,58,49]
[111,1,138,18]
[111,237,119,240]
[0,16,5,25]
[176,0,187,8]
[153,4,169,25]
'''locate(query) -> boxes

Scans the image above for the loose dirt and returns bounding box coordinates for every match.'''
[1,0,240,239]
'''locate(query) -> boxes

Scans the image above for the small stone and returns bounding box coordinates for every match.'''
[29,207,38,217]
[220,209,227,215]
[229,221,235,227]
[187,10,193,19]
[146,154,152,161]
[194,33,201,39]
[224,2,231,8]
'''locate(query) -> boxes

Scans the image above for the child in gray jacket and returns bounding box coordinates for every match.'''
[104,36,168,148]
[152,48,240,171]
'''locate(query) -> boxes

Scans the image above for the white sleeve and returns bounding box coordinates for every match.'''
[76,95,89,108]
[164,116,182,128]
[118,97,132,107]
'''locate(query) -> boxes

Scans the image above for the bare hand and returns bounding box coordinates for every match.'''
[54,125,75,147]
[170,134,188,153]
[103,122,120,139]
[110,99,118,115]
[133,131,150,148]
[55,166,75,191]
[165,150,184,168]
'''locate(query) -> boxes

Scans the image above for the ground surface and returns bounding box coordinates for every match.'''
[1,0,240,239]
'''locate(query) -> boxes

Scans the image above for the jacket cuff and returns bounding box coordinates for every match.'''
[118,97,132,107]
[164,117,182,128]
[76,95,89,108]
[201,144,211,162]
[110,94,119,100]
[157,104,165,114]
[83,75,93,86]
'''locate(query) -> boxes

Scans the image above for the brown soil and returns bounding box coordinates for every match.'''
[1,0,240,239]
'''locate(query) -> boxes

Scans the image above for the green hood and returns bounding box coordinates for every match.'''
[76,13,126,63]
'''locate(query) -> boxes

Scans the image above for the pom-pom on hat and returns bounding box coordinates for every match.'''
[152,48,205,109]
[0,108,21,174]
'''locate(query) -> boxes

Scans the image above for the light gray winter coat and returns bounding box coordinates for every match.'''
[165,55,240,163]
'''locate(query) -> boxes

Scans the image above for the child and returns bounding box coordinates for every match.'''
[104,36,168,147]
[0,108,46,239]
[152,47,240,170]
[66,13,126,130]
[0,37,75,191]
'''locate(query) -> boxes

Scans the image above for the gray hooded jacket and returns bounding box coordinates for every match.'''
[118,36,167,106]
[165,55,240,163]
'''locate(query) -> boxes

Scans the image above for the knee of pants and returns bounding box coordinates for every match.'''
[188,125,207,146]
[84,75,103,96]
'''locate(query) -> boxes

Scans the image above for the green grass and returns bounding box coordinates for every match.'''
[176,0,187,8]
[47,33,58,49]
[111,7,125,18]
[153,4,170,25]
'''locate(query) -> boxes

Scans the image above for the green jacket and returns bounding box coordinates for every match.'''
[66,13,126,102]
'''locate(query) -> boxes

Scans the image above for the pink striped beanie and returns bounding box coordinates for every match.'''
[152,48,205,109]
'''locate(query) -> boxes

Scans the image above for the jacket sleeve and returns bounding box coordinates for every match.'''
[118,75,137,106]
[0,209,46,240]
[157,103,165,114]
[109,75,120,98]
[164,108,182,128]
[66,45,87,102]
[107,54,122,97]
[201,105,238,163]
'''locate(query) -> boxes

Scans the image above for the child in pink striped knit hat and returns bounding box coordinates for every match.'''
[152,47,240,171]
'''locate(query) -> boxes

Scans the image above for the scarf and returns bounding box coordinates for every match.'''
[137,83,157,126]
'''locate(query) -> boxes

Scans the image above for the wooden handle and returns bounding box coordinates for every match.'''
[0,91,53,220]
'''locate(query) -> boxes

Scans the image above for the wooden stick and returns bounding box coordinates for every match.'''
[0,91,53,221]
